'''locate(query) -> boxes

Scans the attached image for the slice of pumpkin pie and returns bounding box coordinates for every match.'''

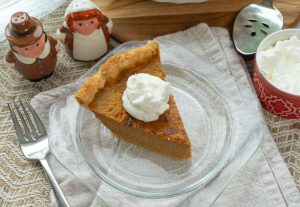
[75,41,191,160]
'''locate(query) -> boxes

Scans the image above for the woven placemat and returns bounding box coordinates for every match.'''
[0,1,299,206]
[245,60,300,190]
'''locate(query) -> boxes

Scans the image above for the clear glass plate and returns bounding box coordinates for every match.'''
[46,40,264,204]
[76,63,235,198]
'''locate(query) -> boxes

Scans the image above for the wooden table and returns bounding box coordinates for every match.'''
[93,0,300,42]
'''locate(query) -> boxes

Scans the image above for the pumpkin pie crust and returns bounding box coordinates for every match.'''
[75,41,191,160]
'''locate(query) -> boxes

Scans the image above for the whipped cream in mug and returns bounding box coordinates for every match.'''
[122,73,173,122]
[259,36,300,95]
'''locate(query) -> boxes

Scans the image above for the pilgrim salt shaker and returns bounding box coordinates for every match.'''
[57,0,113,61]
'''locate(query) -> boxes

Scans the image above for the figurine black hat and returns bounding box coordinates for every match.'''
[5,12,43,47]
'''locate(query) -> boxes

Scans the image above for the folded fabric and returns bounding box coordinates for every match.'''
[31,24,300,207]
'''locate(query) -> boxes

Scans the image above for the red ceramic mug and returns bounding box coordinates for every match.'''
[253,29,300,119]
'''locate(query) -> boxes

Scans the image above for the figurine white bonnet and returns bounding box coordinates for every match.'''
[64,0,100,18]
[62,0,112,29]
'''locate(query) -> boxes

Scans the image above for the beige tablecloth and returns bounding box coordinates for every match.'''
[0,1,299,206]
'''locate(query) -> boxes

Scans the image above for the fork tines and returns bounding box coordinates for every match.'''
[8,100,46,143]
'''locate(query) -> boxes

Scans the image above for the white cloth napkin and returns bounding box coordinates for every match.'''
[31,24,300,207]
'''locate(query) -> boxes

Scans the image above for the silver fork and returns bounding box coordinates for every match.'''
[8,100,69,207]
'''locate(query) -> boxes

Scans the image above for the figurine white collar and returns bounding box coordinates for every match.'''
[72,29,107,61]
[14,40,51,64]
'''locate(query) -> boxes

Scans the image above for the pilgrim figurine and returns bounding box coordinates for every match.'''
[57,0,113,61]
[5,12,59,81]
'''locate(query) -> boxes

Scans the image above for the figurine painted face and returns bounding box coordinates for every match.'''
[73,16,98,35]
[13,34,46,58]
[66,9,103,35]
[57,0,113,61]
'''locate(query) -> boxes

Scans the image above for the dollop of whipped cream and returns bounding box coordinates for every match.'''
[259,36,300,95]
[122,73,173,122]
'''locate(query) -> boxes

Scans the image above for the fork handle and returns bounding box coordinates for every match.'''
[40,158,70,207]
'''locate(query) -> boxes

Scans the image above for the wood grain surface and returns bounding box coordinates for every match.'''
[93,0,300,42]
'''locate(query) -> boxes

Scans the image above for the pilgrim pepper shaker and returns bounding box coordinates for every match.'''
[5,12,59,81]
